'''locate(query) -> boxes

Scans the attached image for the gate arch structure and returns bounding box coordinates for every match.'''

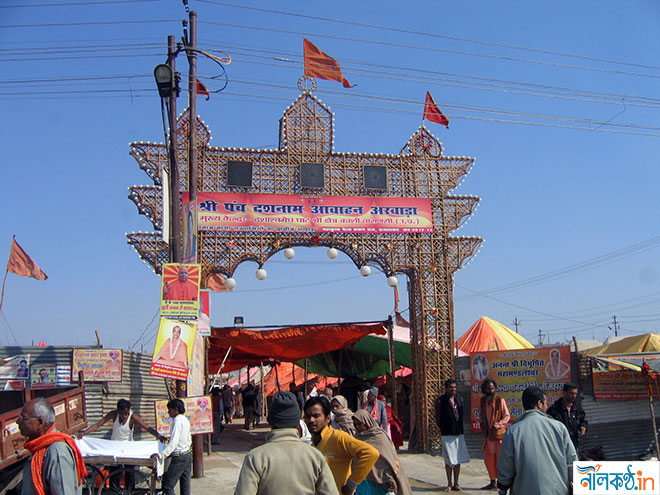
[127,84,482,451]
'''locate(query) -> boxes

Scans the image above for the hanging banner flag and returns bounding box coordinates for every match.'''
[469,346,571,431]
[150,319,196,380]
[154,395,213,436]
[197,290,211,337]
[182,201,198,264]
[72,348,123,382]
[0,354,30,380]
[160,263,201,320]
[187,330,205,397]
[188,192,433,233]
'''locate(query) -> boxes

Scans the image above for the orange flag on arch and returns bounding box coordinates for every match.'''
[7,238,48,281]
[303,38,353,88]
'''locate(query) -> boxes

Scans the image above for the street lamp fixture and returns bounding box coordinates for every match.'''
[154,64,174,98]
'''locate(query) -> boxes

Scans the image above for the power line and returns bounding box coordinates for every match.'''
[456,236,660,300]
[198,1,660,72]
[0,19,176,28]
[199,20,660,79]
[1,0,160,7]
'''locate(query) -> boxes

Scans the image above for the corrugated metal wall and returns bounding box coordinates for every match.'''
[454,353,658,460]
[0,347,169,440]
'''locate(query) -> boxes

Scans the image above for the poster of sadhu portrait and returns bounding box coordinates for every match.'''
[154,395,213,436]
[150,319,196,380]
[72,348,123,382]
[30,365,57,389]
[160,263,201,321]
[469,346,571,432]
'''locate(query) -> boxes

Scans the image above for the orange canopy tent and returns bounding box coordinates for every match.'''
[456,316,534,354]
[261,363,339,397]
[208,321,387,374]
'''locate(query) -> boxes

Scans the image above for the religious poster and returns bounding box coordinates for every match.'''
[186,330,205,397]
[469,346,571,432]
[160,263,201,321]
[150,319,196,380]
[187,192,434,234]
[154,395,213,436]
[0,354,30,380]
[72,348,123,382]
[592,370,653,400]
[31,365,56,389]
[197,290,211,337]
[182,201,198,264]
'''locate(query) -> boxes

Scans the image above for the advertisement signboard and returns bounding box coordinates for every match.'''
[469,346,571,431]
[154,396,213,436]
[150,319,196,380]
[72,348,123,382]
[190,192,434,234]
[160,263,201,321]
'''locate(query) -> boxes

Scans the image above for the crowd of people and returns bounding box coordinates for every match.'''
[14,378,587,495]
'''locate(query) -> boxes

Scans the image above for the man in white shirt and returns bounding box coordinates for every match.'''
[151,399,192,495]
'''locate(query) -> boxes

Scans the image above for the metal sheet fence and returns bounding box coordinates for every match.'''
[0,347,169,440]
[455,353,659,460]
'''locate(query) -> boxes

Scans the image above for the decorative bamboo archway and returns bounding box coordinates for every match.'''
[127,83,482,451]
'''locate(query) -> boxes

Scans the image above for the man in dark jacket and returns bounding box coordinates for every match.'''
[546,383,587,456]
[242,384,258,431]
[434,379,470,491]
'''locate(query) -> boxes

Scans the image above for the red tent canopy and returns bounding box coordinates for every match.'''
[208,321,387,373]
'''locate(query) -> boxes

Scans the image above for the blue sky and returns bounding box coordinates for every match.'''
[1,1,659,351]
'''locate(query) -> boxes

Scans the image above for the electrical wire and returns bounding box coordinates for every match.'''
[0,19,176,28]
[199,20,660,80]
[456,236,660,300]
[197,1,660,73]
[129,306,160,351]
[2,0,160,6]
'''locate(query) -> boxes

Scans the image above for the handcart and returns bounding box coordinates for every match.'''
[78,438,164,495]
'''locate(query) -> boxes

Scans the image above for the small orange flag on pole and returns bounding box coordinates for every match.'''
[7,238,48,281]
[303,38,353,88]
[1,237,48,319]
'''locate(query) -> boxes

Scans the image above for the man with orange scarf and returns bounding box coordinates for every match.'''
[18,397,87,495]
[363,388,389,435]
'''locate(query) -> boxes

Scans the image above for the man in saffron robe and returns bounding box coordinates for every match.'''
[154,326,189,369]
[19,397,87,495]
[479,378,510,490]
[162,266,197,301]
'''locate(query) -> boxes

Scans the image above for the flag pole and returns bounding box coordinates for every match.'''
[0,266,9,320]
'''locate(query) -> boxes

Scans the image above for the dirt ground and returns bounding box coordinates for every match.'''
[190,423,499,494]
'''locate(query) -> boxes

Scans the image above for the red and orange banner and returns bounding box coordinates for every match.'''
[160,263,201,321]
[469,346,571,431]
[189,192,433,233]
[592,370,650,400]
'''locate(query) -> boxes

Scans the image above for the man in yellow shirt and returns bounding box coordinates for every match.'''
[304,396,379,495]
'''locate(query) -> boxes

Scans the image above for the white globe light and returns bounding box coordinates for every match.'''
[387,275,399,287]
[327,247,338,259]
[360,265,371,277]
[255,268,267,280]
[283,248,295,259]
[224,277,237,290]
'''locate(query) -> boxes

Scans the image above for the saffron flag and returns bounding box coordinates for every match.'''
[423,91,449,128]
[303,38,353,88]
[7,239,47,281]
[196,79,210,100]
